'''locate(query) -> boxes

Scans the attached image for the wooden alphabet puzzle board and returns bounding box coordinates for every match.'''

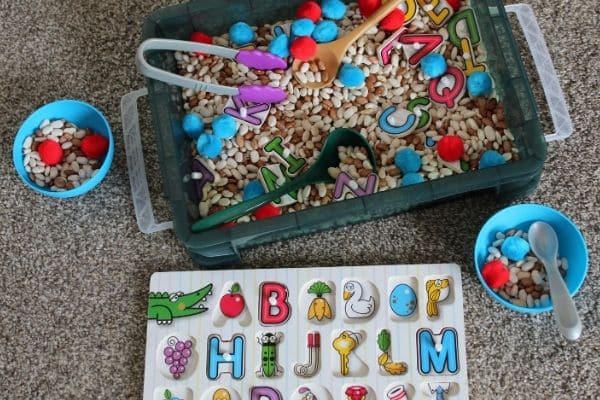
[143,264,469,400]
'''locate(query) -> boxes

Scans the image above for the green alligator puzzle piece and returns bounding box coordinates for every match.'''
[147,283,213,325]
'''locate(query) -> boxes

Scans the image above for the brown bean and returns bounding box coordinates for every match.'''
[520,277,534,287]
[388,167,401,177]
[358,168,370,177]
[54,177,67,188]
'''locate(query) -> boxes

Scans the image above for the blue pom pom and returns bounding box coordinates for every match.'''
[479,150,506,169]
[182,113,204,138]
[212,115,238,139]
[467,71,493,97]
[401,172,425,186]
[196,134,222,159]
[229,22,255,46]
[394,148,422,174]
[243,180,265,200]
[338,63,365,88]
[291,18,316,37]
[268,34,290,58]
[312,20,339,43]
[421,53,447,78]
[501,236,530,262]
[322,0,347,20]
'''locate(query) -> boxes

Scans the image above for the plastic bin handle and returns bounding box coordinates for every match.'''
[504,4,573,142]
[121,88,174,233]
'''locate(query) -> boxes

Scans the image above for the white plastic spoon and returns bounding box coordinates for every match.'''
[528,221,582,341]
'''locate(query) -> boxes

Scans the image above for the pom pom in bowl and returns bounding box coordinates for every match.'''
[13,99,114,198]
[474,204,588,313]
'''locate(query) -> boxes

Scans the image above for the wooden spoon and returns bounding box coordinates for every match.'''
[292,0,403,89]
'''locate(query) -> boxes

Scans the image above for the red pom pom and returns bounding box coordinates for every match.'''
[290,37,317,61]
[446,0,461,11]
[296,1,322,22]
[437,135,464,161]
[221,221,237,229]
[481,260,510,289]
[358,0,381,17]
[38,140,64,166]
[81,134,109,160]
[189,32,213,56]
[254,203,282,220]
[379,9,405,32]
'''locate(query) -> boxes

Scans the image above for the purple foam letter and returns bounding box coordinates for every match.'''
[334,172,378,200]
[251,386,282,400]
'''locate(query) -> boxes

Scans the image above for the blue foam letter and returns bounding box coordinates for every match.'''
[378,106,418,136]
[207,334,245,380]
[417,328,459,374]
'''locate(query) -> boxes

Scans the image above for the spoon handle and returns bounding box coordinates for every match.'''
[191,171,315,232]
[546,258,583,341]
[337,0,404,48]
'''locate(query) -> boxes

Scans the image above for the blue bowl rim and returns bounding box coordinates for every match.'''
[474,203,589,314]
[12,99,114,198]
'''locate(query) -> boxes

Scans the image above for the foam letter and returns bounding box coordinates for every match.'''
[407,97,432,131]
[259,165,298,206]
[447,9,481,48]
[224,95,270,127]
[207,334,245,380]
[447,9,486,75]
[401,0,419,23]
[377,28,406,65]
[399,34,444,67]
[192,158,215,202]
[259,282,291,325]
[333,172,378,200]
[264,137,306,175]
[428,66,466,109]
[460,37,486,76]
[379,106,418,136]
[417,328,459,374]
[250,387,282,400]
[416,0,454,26]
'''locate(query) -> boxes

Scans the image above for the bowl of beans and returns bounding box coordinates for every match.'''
[474,204,588,313]
[12,99,114,198]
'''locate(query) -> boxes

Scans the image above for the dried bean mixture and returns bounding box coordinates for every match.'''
[487,229,568,308]
[22,119,103,191]
[176,2,518,223]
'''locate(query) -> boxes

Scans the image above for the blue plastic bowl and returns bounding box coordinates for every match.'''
[474,204,588,313]
[12,100,114,198]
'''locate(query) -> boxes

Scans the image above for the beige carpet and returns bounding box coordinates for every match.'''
[0,0,598,398]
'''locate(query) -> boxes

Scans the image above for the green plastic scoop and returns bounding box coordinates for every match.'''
[191,128,377,232]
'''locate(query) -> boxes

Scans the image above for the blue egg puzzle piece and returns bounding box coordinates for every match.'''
[390,284,417,317]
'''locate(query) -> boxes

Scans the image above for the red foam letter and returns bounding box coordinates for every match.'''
[259,282,291,325]
[399,34,444,66]
[428,66,466,109]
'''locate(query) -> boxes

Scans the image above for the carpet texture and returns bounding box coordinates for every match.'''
[0,1,598,399]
